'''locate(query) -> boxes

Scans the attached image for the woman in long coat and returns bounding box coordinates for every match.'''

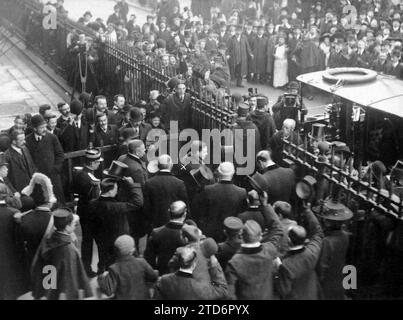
[272,34,289,88]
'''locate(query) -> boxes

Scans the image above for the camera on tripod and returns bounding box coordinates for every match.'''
[283,93,298,107]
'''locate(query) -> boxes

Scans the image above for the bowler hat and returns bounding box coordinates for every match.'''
[317,199,353,221]
[70,99,83,115]
[103,161,129,180]
[31,114,46,128]
[296,175,317,200]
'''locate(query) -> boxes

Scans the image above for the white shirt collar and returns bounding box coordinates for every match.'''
[241,242,261,248]
[11,145,22,154]
[179,268,193,274]
[34,133,43,140]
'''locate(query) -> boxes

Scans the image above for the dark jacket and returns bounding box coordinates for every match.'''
[161,93,192,130]
[25,132,65,203]
[217,238,242,271]
[317,229,349,300]
[233,119,262,174]
[93,124,119,167]
[19,207,52,268]
[250,35,268,74]
[227,35,253,77]
[144,222,187,275]
[226,205,283,300]
[275,208,324,300]
[88,183,143,271]
[194,181,247,242]
[32,231,92,300]
[143,171,188,229]
[0,204,28,300]
[255,164,296,204]
[4,146,36,192]
[117,153,148,187]
[58,121,91,153]
[247,110,277,150]
[118,122,152,143]
[98,255,158,300]
[155,264,228,300]
[73,167,100,217]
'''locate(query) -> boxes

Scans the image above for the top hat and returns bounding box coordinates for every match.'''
[246,173,266,196]
[103,161,129,180]
[308,123,326,141]
[317,199,353,221]
[296,175,317,200]
[190,165,214,187]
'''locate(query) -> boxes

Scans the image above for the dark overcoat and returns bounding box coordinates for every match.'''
[143,171,188,229]
[227,35,253,77]
[4,146,36,192]
[193,181,247,242]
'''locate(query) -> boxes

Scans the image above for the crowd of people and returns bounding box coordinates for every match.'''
[56,0,403,100]
[1,0,403,301]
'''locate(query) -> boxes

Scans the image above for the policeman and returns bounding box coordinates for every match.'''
[73,147,103,278]
[272,81,307,130]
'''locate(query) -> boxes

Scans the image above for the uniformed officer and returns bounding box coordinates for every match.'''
[73,147,103,278]
[216,217,244,270]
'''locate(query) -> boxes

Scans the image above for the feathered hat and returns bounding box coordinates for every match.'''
[21,173,57,206]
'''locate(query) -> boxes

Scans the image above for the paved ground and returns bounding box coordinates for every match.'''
[63,0,153,26]
[0,37,65,130]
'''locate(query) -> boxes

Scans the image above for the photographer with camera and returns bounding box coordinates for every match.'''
[272,81,307,130]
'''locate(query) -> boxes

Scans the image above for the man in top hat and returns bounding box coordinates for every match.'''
[250,25,268,84]
[193,162,247,243]
[73,148,103,277]
[176,140,214,211]
[317,202,352,300]
[226,191,283,300]
[144,201,189,276]
[227,24,254,87]
[216,217,243,271]
[254,149,296,205]
[88,176,143,274]
[274,203,324,300]
[25,114,65,204]
[155,246,228,300]
[31,208,92,300]
[247,95,277,150]
[143,155,188,231]
[161,80,192,131]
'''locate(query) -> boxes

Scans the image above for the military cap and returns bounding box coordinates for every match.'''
[256,95,268,108]
[85,147,103,162]
[237,103,250,117]
[223,217,243,232]
[53,208,73,219]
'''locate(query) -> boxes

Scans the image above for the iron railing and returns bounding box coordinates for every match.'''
[0,0,236,133]
[282,137,403,219]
